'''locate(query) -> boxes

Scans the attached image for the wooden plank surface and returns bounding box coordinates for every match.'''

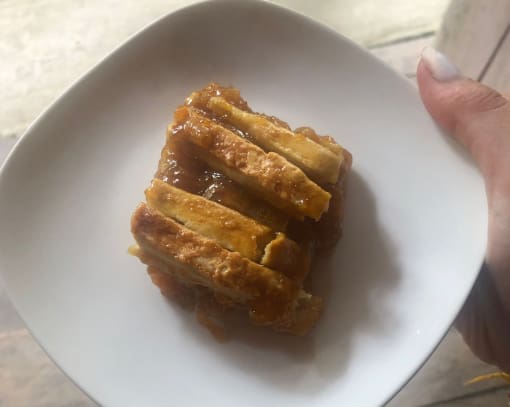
[484,25,510,94]
[436,0,510,82]
[388,330,508,406]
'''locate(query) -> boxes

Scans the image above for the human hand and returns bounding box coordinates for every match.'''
[417,47,510,372]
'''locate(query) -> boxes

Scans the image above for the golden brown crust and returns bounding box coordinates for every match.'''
[200,175,289,232]
[185,82,252,112]
[207,97,342,184]
[311,148,353,250]
[146,179,275,261]
[131,203,300,324]
[174,107,331,221]
[133,244,322,335]
[156,135,289,232]
[260,233,310,285]
[294,126,344,158]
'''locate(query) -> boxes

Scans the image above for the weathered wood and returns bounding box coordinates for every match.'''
[483,26,510,94]
[436,0,510,81]
[388,330,508,407]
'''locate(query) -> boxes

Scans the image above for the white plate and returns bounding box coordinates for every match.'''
[0,1,487,406]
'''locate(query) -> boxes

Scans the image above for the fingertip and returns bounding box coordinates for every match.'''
[416,58,457,131]
[420,46,460,82]
[416,58,437,106]
[416,53,510,174]
[416,58,434,91]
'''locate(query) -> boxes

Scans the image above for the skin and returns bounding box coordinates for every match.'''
[417,60,510,372]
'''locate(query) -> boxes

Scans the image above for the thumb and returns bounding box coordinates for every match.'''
[417,47,510,181]
[418,48,510,371]
[417,48,510,274]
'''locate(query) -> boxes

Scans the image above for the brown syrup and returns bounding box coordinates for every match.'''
[149,83,347,337]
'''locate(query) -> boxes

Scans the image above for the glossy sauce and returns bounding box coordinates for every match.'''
[149,83,349,334]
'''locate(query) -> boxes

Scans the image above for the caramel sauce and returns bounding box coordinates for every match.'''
[140,83,350,338]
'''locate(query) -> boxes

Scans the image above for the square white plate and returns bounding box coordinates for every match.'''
[0,1,486,405]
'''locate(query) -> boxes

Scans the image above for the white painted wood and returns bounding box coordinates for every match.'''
[484,28,510,94]
[436,0,510,80]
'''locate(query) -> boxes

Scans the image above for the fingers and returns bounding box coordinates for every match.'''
[417,47,510,372]
[417,47,510,180]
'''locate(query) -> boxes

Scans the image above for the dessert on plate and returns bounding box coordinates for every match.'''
[130,83,352,338]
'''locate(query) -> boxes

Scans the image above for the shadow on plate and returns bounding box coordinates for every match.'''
[164,170,402,394]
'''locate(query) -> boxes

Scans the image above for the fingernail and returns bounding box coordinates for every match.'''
[421,46,460,81]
